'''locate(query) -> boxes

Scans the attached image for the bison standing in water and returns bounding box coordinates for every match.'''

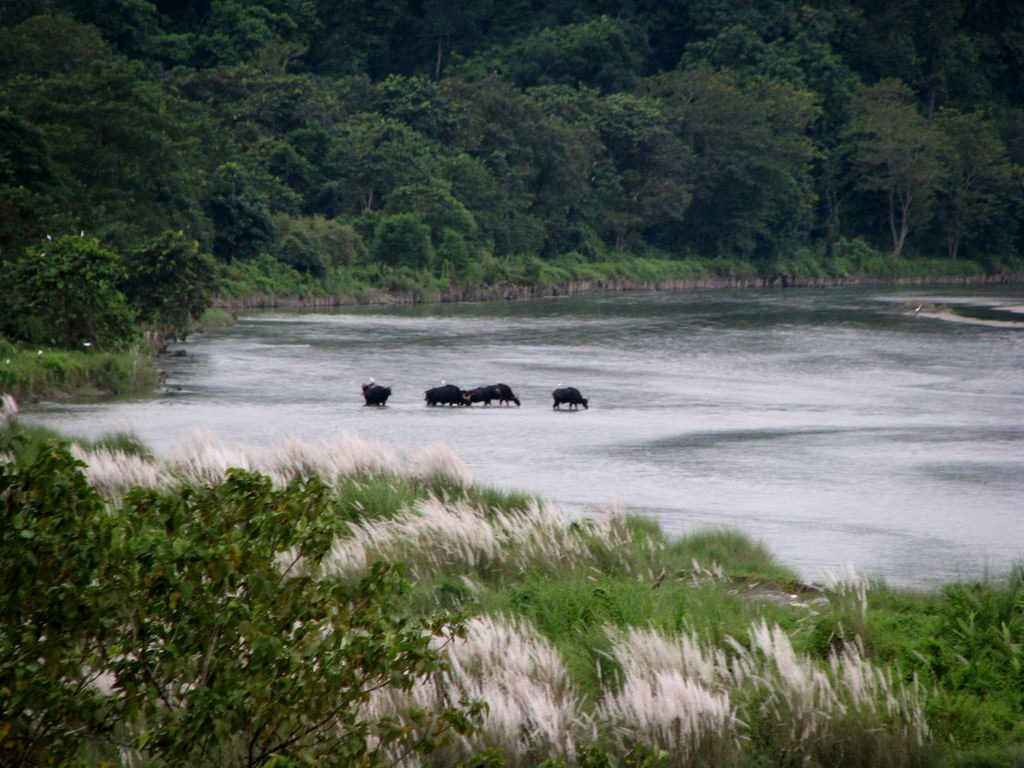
[552,386,588,410]
[425,383,465,406]
[362,382,392,406]
[462,383,521,406]
[489,383,520,406]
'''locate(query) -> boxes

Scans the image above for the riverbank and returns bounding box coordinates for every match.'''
[0,340,161,403]
[215,270,1022,309]
[3,424,1023,767]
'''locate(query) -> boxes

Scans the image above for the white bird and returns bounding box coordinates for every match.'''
[80,230,85,237]
[46,234,52,241]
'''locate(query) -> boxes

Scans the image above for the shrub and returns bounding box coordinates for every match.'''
[0,444,480,766]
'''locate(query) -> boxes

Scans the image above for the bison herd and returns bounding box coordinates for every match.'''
[361,381,588,410]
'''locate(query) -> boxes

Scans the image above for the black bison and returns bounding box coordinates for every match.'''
[425,383,465,406]
[462,383,521,407]
[362,382,391,406]
[489,383,520,406]
[552,386,588,410]
[462,386,493,406]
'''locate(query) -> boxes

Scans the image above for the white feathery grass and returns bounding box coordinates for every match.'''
[0,393,17,429]
[261,433,403,482]
[608,626,727,688]
[688,558,725,584]
[822,562,871,618]
[407,442,473,487]
[828,641,930,744]
[595,621,930,763]
[64,431,477,498]
[166,431,403,486]
[322,496,501,579]
[735,619,838,745]
[70,445,172,498]
[598,627,740,765]
[363,615,584,766]
[320,496,641,581]
[727,619,930,752]
[162,431,255,485]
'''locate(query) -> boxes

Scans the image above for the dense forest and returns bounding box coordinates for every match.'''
[2,0,1024,347]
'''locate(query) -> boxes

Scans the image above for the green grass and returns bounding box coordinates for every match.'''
[0,339,159,401]
[196,307,236,331]
[0,421,152,466]
[5,427,1024,766]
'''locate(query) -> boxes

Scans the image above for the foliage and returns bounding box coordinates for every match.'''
[122,230,220,338]
[2,0,1024,360]
[5,428,1024,764]
[848,79,946,257]
[0,235,135,350]
[370,212,436,270]
[0,443,480,766]
[205,162,277,262]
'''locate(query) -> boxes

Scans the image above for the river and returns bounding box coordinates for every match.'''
[22,286,1024,588]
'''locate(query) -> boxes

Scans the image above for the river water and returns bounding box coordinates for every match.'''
[22,286,1024,588]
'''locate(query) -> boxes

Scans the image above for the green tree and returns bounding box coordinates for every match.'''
[205,162,277,261]
[0,12,111,78]
[590,91,693,250]
[464,16,647,94]
[0,446,119,766]
[0,110,68,256]
[2,24,205,250]
[934,109,1019,261]
[271,214,366,276]
[57,0,192,65]
[848,79,945,257]
[0,235,135,349]
[645,66,819,261]
[0,446,481,766]
[370,212,435,269]
[443,77,594,257]
[189,0,318,68]
[121,230,219,338]
[385,180,478,243]
[319,115,438,216]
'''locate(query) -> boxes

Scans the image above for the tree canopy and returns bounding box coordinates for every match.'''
[1,0,1022,317]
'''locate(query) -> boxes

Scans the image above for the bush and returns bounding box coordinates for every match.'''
[0,235,136,350]
[0,445,480,766]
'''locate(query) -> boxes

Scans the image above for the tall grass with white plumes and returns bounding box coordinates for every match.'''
[0,393,15,465]
[69,445,173,498]
[407,442,474,488]
[597,627,741,767]
[362,614,931,767]
[58,431,475,498]
[363,615,586,767]
[11,431,940,766]
[727,619,931,766]
[0,394,17,429]
[823,562,871,620]
[167,431,405,486]
[589,620,932,767]
[815,563,876,658]
[320,496,643,582]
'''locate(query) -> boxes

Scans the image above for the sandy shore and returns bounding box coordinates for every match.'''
[916,310,1024,328]
[904,299,1024,328]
